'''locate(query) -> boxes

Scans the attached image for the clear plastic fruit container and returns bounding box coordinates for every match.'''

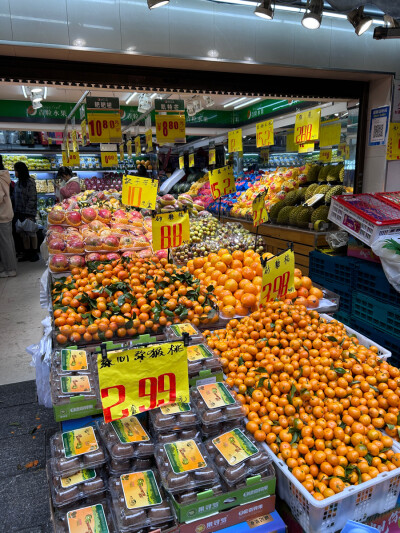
[108,457,154,477]
[109,470,174,533]
[204,428,271,487]
[51,373,98,405]
[50,426,107,477]
[185,344,222,378]
[96,417,155,461]
[200,419,245,440]
[148,402,198,433]
[165,323,204,344]
[52,497,117,533]
[51,348,93,375]
[154,438,219,495]
[190,383,246,429]
[172,481,224,505]
[48,461,107,508]
[152,427,201,445]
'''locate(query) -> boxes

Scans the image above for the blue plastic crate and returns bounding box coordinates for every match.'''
[333,311,351,325]
[354,260,400,306]
[311,276,353,316]
[309,251,357,287]
[352,292,400,341]
[351,317,400,367]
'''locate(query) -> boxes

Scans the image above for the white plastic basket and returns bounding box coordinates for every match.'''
[328,196,400,247]
[321,313,391,361]
[261,440,400,533]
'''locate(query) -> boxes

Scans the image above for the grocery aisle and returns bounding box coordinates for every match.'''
[0,261,48,385]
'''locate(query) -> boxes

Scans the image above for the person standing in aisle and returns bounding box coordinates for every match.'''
[13,161,39,262]
[55,166,81,201]
[0,155,17,277]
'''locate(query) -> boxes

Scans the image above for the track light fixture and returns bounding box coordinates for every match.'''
[384,15,400,28]
[347,7,372,36]
[254,0,274,20]
[147,0,169,9]
[302,0,323,30]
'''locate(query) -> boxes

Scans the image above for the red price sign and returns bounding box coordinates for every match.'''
[97,343,190,423]
[209,165,236,200]
[155,114,186,144]
[152,211,190,251]
[295,108,321,144]
[260,250,295,306]
[87,112,122,143]
[256,120,274,148]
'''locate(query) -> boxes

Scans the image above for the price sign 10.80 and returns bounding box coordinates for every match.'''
[87,112,122,143]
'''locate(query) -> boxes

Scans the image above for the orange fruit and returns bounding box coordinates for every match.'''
[307,295,319,308]
[309,287,324,299]
[301,276,312,290]
[222,305,236,318]
[225,279,239,293]
[220,253,233,265]
[241,293,257,309]
[232,250,244,261]
[215,261,227,273]
[223,295,237,307]
[242,267,255,280]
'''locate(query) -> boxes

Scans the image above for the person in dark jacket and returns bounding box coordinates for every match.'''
[13,161,38,262]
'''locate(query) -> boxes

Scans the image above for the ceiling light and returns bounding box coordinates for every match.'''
[147,0,169,8]
[31,87,42,93]
[224,97,247,108]
[73,38,86,47]
[125,92,138,105]
[347,7,372,36]
[43,87,47,99]
[32,96,42,104]
[150,93,158,99]
[234,97,261,109]
[302,0,323,30]
[207,49,219,58]
[32,100,42,110]
[22,86,28,98]
[254,0,274,20]
[384,15,400,28]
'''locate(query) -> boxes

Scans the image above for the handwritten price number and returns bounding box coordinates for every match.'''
[229,137,236,153]
[101,373,176,420]
[296,124,313,144]
[262,271,290,302]
[88,117,119,138]
[126,186,142,207]
[211,174,234,199]
[104,154,116,165]
[160,223,183,249]
[160,120,180,137]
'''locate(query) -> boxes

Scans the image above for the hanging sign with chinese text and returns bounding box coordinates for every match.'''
[121,175,158,210]
[209,165,236,200]
[260,249,295,306]
[152,211,190,251]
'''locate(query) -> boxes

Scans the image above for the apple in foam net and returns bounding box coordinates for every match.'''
[106,253,120,261]
[66,235,84,253]
[48,237,67,253]
[85,252,101,261]
[69,255,85,268]
[65,211,82,227]
[48,210,66,224]
[49,254,69,272]
[81,207,97,223]
[102,234,120,250]
[97,208,111,222]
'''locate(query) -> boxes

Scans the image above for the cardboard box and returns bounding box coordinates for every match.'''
[212,510,286,533]
[366,505,400,533]
[347,236,380,263]
[179,496,276,533]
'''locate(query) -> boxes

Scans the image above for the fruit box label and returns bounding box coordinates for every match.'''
[121,471,162,509]
[170,323,198,336]
[66,504,109,533]
[160,402,191,415]
[187,344,213,361]
[165,439,206,473]
[61,376,91,394]
[62,426,99,458]
[111,415,150,444]
[61,349,88,371]
[343,214,361,234]
[61,468,96,488]
[213,429,258,465]
[198,382,235,409]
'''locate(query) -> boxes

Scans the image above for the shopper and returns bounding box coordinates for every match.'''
[55,166,81,201]
[0,155,17,277]
[137,165,148,177]
[13,161,39,262]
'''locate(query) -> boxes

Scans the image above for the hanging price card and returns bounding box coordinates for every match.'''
[101,152,118,167]
[295,108,321,144]
[119,143,124,162]
[155,114,186,144]
[152,211,190,251]
[319,149,332,162]
[320,122,341,147]
[209,148,216,165]
[260,249,295,306]
[97,342,190,423]
[122,175,158,209]
[179,155,185,169]
[189,153,195,168]
[286,132,297,152]
[209,165,236,200]
[145,129,153,152]
[62,151,80,167]
[127,139,132,158]
[256,120,274,148]
[135,136,141,157]
[81,119,88,146]
[228,128,243,153]
[87,112,122,143]
[71,130,78,152]
[252,191,268,227]
[387,123,400,160]
[298,143,314,154]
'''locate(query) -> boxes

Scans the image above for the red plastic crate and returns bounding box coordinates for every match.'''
[375,191,400,210]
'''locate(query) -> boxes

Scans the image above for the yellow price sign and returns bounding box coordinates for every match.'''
[260,249,295,306]
[189,153,195,168]
[152,211,190,251]
[252,191,268,227]
[155,114,186,144]
[135,136,141,157]
[209,148,216,165]
[209,165,236,200]
[179,155,185,169]
[81,119,87,146]
[295,108,321,144]
[256,120,274,148]
[119,143,124,162]
[320,122,341,147]
[97,342,190,423]
[145,129,153,152]
[127,139,132,158]
[228,128,243,153]
[62,151,80,167]
[387,123,400,160]
[87,112,122,143]
[298,143,314,154]
[319,149,332,162]
[101,152,118,167]
[71,130,78,152]
[122,174,158,209]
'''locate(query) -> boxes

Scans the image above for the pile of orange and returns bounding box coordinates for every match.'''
[52,256,219,345]
[188,249,274,318]
[287,267,324,308]
[204,302,400,499]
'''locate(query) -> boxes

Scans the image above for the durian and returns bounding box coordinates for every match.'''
[277,206,295,225]
[325,185,345,204]
[311,205,330,223]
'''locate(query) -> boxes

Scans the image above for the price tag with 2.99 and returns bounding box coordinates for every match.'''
[97,342,190,423]
[260,249,295,306]
[209,165,236,200]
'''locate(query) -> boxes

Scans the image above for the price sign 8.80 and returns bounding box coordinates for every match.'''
[295,108,321,144]
[152,211,190,251]
[155,114,186,144]
[97,342,190,423]
[209,165,236,200]
[260,249,295,306]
